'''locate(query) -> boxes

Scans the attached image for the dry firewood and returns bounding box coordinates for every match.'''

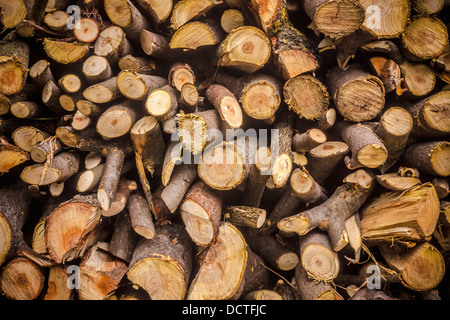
[78,242,128,300]
[59,92,84,113]
[74,18,100,43]
[170,0,222,30]
[0,40,29,96]
[44,194,102,264]
[12,126,49,152]
[205,84,243,129]
[109,212,138,263]
[240,146,272,207]
[283,75,329,120]
[326,64,385,122]
[96,100,139,139]
[170,20,223,51]
[375,107,413,173]
[168,62,196,91]
[41,80,65,115]
[0,136,29,173]
[43,38,90,65]
[0,83,39,116]
[30,136,62,163]
[217,25,271,73]
[379,242,445,292]
[349,287,392,300]
[128,193,156,240]
[43,265,72,300]
[414,0,445,14]
[270,111,294,188]
[0,256,45,300]
[118,55,157,75]
[180,180,222,246]
[10,101,45,119]
[44,10,69,32]
[100,178,137,217]
[117,70,167,101]
[136,0,173,25]
[339,122,388,170]
[220,8,244,33]
[130,116,166,215]
[104,0,151,41]
[76,100,107,117]
[303,0,365,39]
[0,0,27,30]
[244,228,299,271]
[401,15,448,60]
[259,167,327,236]
[21,151,80,186]
[187,222,267,299]
[177,109,221,155]
[432,178,449,199]
[223,206,266,229]
[249,0,319,80]
[292,129,327,153]
[97,147,126,211]
[294,261,339,300]
[160,163,197,213]
[76,164,105,193]
[82,55,113,85]
[402,141,450,177]
[145,84,179,122]
[127,224,193,300]
[71,110,91,131]
[161,140,183,187]
[298,230,340,282]
[368,57,402,93]
[82,76,121,104]
[359,0,410,38]
[94,26,134,63]
[29,59,55,88]
[360,183,440,242]
[375,173,421,192]
[0,182,32,266]
[140,29,173,60]
[45,0,72,12]
[407,90,450,139]
[278,169,374,251]
[215,72,282,120]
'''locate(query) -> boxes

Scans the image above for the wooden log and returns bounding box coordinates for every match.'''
[339,122,388,170]
[12,126,49,152]
[94,26,134,63]
[128,193,156,240]
[41,80,65,115]
[97,147,126,211]
[180,180,223,246]
[43,10,69,31]
[118,55,157,75]
[76,100,108,117]
[74,18,100,43]
[43,39,89,64]
[0,182,31,266]
[100,178,137,217]
[96,100,139,139]
[44,194,102,263]
[0,0,27,29]
[136,0,173,25]
[298,230,340,282]
[71,110,91,131]
[170,0,222,30]
[294,259,339,300]
[117,70,168,101]
[360,183,441,241]
[78,242,128,300]
[160,163,198,213]
[82,55,113,84]
[402,141,450,177]
[303,0,365,39]
[21,151,80,186]
[161,140,183,187]
[43,266,72,300]
[109,213,138,263]
[30,136,62,163]
[278,169,374,251]
[413,0,445,14]
[127,224,193,300]
[205,84,243,129]
[223,206,266,229]
[29,60,55,88]
[326,64,385,122]
[380,242,445,291]
[140,29,173,60]
[292,128,327,153]
[76,163,105,193]
[145,84,179,122]
[0,40,29,96]
[170,20,223,51]
[220,8,244,33]
[83,77,121,104]
[375,173,420,192]
[168,62,196,91]
[0,136,29,173]
[401,16,448,60]
[270,111,294,188]
[217,25,271,73]
[0,257,45,300]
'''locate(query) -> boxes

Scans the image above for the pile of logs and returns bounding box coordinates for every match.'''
[0,0,449,301]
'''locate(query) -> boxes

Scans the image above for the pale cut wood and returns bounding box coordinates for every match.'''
[170,0,222,30]
[170,21,223,50]
[136,0,173,24]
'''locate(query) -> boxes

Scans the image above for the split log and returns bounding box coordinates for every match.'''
[326,64,385,122]
[170,21,223,51]
[375,173,421,192]
[79,242,128,300]
[360,183,441,242]
[43,266,72,300]
[43,39,89,64]
[402,141,450,177]
[0,257,45,300]
[278,169,374,251]
[180,180,222,246]
[170,0,222,30]
[0,136,29,173]
[127,224,193,300]
[369,57,402,93]
[44,194,102,263]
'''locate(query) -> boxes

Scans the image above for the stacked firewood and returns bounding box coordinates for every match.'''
[0,0,449,301]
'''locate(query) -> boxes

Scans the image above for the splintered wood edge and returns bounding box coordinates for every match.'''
[127,255,186,300]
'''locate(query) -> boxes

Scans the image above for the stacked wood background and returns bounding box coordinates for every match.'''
[0,0,449,301]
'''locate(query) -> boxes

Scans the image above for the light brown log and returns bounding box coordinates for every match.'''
[168,62,196,91]
[118,55,157,75]
[292,129,327,153]
[369,57,402,93]
[136,0,173,24]
[42,80,64,115]
[83,77,120,104]
[0,40,29,96]
[82,55,113,84]
[30,136,62,163]
[43,266,72,300]
[100,178,137,217]
[375,173,420,192]
[160,163,197,213]
[128,193,156,240]
[205,84,243,129]
[108,213,138,263]
[170,20,223,50]
[223,206,266,229]
[117,70,168,101]
[29,59,55,88]
[43,10,69,31]
[43,38,89,64]
[170,0,222,30]
[0,136,29,173]
[145,84,179,122]
[220,8,244,33]
[140,29,172,60]
[71,110,91,131]
[403,141,450,177]
[94,26,134,63]
[0,0,27,29]
[76,164,105,193]
[96,100,139,139]
[97,147,126,211]
[74,18,100,43]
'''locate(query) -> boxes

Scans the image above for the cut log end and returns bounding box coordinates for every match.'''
[301,243,339,282]
[74,18,100,43]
